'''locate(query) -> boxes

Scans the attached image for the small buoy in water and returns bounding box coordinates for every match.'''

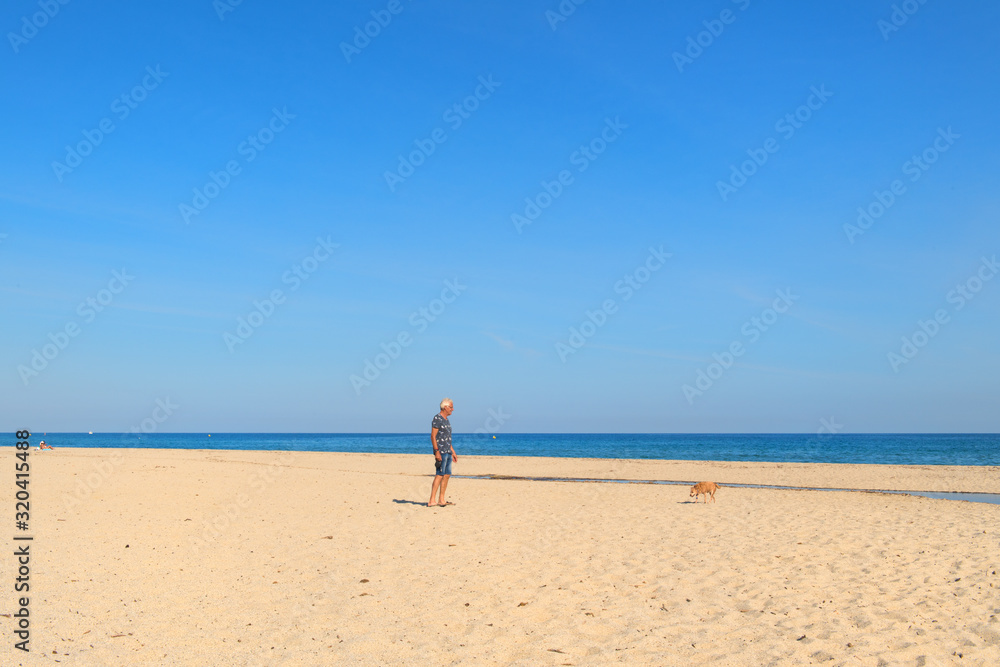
[492,435,496,439]
[208,434,211,437]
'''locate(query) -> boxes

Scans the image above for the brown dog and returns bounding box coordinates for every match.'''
[689,481,720,503]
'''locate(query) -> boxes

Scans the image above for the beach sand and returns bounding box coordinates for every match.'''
[7,449,999,666]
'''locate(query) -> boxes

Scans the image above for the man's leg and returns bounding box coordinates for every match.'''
[428,475,443,507]
[439,475,451,504]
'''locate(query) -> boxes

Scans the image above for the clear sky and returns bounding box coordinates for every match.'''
[2,0,998,433]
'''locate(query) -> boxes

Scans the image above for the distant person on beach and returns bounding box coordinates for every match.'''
[428,398,458,507]
[39,440,54,450]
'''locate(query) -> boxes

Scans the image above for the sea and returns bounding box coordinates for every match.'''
[30,433,1000,466]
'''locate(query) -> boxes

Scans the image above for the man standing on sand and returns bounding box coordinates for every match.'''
[428,398,458,507]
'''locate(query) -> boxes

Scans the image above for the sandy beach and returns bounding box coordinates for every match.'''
[6,448,999,666]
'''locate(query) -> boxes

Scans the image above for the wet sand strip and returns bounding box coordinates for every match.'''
[454,473,1000,504]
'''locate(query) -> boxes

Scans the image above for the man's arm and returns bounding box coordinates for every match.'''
[431,427,441,461]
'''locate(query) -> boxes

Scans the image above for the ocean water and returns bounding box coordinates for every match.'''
[29,433,1000,466]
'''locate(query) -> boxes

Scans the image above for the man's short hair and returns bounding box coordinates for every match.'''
[440,398,453,409]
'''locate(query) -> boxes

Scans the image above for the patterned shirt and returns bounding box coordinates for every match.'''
[431,414,452,454]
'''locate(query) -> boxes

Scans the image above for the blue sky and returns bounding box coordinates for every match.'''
[2,0,998,433]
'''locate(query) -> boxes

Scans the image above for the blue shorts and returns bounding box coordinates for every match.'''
[435,453,452,476]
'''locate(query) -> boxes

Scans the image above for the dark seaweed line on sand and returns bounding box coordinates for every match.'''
[452,474,1000,504]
